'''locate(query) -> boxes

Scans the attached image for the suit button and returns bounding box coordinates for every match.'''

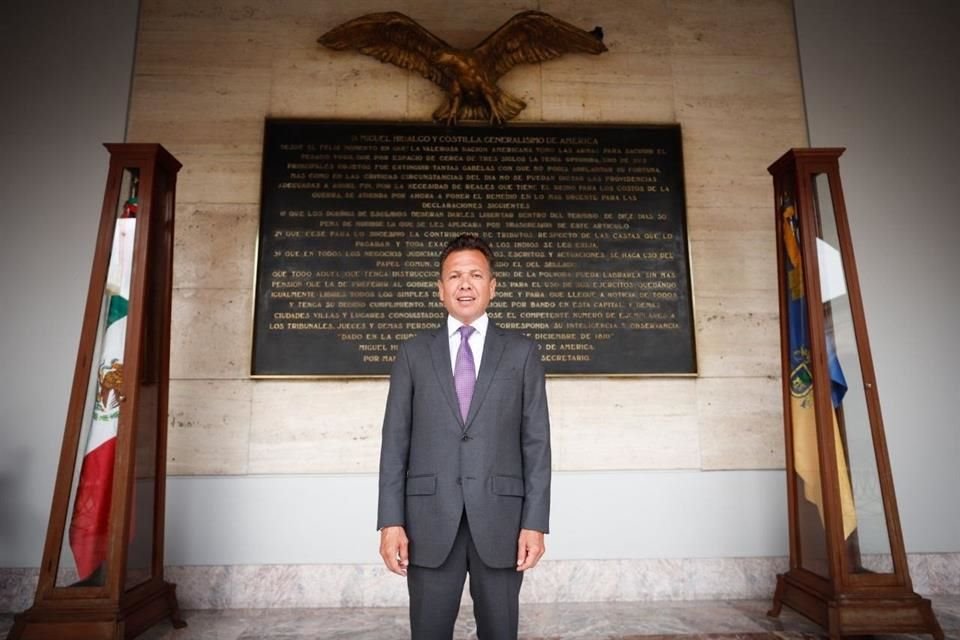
[461,434,472,441]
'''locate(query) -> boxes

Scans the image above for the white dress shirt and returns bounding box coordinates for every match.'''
[446,313,488,377]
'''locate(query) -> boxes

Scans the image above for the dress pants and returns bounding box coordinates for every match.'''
[407,512,523,640]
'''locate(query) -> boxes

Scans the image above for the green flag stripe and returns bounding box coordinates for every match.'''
[106,295,128,327]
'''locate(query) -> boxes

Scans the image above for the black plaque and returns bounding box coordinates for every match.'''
[253,120,696,376]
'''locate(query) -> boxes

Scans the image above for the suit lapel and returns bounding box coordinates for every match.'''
[429,326,463,426]
[464,322,506,430]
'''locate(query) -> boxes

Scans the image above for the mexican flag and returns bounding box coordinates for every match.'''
[68,211,136,580]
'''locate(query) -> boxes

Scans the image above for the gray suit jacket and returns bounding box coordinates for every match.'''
[377,321,551,569]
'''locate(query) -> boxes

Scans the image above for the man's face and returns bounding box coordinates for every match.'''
[437,249,496,325]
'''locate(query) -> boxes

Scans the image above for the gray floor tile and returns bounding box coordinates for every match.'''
[1,595,957,639]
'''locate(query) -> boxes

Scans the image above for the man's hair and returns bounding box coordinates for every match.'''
[438,234,495,275]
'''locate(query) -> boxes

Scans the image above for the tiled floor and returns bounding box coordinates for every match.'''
[2,596,957,639]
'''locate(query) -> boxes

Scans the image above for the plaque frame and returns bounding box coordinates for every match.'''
[250,119,699,379]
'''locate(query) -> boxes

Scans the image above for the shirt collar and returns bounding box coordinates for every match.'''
[447,313,489,338]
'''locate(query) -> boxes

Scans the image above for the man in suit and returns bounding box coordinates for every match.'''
[377,234,552,640]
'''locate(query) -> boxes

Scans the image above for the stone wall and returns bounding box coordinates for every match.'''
[126,0,806,476]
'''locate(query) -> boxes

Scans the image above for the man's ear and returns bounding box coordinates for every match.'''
[490,277,497,297]
[437,279,444,302]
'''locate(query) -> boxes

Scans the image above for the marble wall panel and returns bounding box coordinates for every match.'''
[688,556,787,600]
[259,0,419,25]
[548,378,700,470]
[669,0,798,59]
[909,553,960,596]
[696,376,784,470]
[678,127,801,213]
[269,53,342,120]
[128,7,274,213]
[541,53,675,124]
[139,1,306,24]
[170,288,253,380]
[133,13,276,75]
[173,204,258,290]
[677,131,786,215]
[167,145,263,206]
[167,379,253,475]
[671,52,806,214]
[685,206,774,239]
[526,558,697,603]
[683,173,774,219]
[268,7,428,120]
[128,0,809,475]
[693,289,781,379]
[0,568,36,615]
[689,232,781,380]
[689,232,778,296]
[672,54,804,122]
[393,1,539,46]
[541,0,672,56]
[677,117,805,191]
[127,69,271,147]
[248,380,388,474]
[328,59,412,122]
[4,553,958,611]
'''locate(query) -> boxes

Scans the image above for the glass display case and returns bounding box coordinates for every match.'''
[9,144,184,640]
[767,148,942,639]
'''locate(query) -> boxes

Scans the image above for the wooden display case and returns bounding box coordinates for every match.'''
[8,144,184,640]
[767,148,942,639]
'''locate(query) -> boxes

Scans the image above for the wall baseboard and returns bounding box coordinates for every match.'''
[3,553,958,612]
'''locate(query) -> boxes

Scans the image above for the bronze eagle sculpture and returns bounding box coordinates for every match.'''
[318,11,607,124]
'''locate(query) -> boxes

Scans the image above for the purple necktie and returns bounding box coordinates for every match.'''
[454,325,477,421]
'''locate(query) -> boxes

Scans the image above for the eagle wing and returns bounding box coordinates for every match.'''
[318,12,453,89]
[473,10,607,80]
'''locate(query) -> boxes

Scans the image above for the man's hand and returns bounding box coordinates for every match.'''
[516,528,545,572]
[379,526,409,576]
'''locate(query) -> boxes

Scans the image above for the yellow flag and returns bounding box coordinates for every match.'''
[782,201,857,539]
